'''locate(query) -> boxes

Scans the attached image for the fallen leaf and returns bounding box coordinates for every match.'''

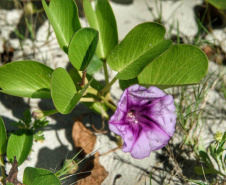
[203,45,214,58]
[72,117,96,154]
[72,116,108,185]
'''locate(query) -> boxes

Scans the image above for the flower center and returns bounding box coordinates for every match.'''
[126,109,139,124]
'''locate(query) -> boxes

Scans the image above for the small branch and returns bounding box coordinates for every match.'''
[99,146,122,156]
[0,165,7,184]
[6,157,22,185]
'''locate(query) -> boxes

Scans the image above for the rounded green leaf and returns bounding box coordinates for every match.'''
[116,40,172,80]
[23,167,61,185]
[107,22,172,80]
[51,68,92,114]
[0,61,53,98]
[83,0,118,59]
[51,68,77,114]
[7,130,33,166]
[0,117,7,156]
[42,0,81,53]
[138,44,209,88]
[68,28,99,71]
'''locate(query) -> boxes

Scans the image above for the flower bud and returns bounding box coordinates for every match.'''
[214,131,223,143]
[24,2,36,15]
[32,110,45,120]
[64,159,78,174]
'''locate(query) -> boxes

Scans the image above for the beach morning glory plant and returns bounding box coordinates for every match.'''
[109,85,176,159]
[0,0,209,184]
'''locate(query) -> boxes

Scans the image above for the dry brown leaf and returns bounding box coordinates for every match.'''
[203,45,214,58]
[77,153,108,185]
[72,117,108,185]
[72,117,96,154]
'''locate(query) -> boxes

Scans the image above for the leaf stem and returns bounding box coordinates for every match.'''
[43,109,59,116]
[80,97,99,102]
[102,59,109,85]
[81,70,87,87]
[86,85,117,112]
[100,77,117,95]
[86,87,98,96]
[99,95,116,112]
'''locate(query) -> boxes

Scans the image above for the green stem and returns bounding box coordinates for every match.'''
[103,59,109,85]
[100,95,116,112]
[43,109,59,116]
[100,77,117,95]
[86,87,98,96]
[80,97,98,102]
[0,156,4,166]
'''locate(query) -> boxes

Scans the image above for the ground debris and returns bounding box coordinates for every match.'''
[72,117,108,185]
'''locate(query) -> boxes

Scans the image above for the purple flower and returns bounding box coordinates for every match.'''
[109,85,176,159]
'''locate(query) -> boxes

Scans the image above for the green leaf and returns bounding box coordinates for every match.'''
[107,22,172,80]
[83,0,118,59]
[23,167,61,185]
[42,0,81,53]
[199,150,213,167]
[87,55,103,75]
[51,68,77,114]
[205,0,226,10]
[68,67,82,90]
[194,166,219,175]
[119,78,138,90]
[68,28,99,71]
[51,68,92,114]
[7,130,33,166]
[137,44,209,88]
[6,183,14,185]
[0,117,7,156]
[33,131,45,142]
[0,61,53,98]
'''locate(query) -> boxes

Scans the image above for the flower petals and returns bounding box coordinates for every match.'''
[142,123,170,151]
[150,113,177,137]
[130,130,151,159]
[143,95,176,136]
[109,84,176,159]
[122,127,135,152]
